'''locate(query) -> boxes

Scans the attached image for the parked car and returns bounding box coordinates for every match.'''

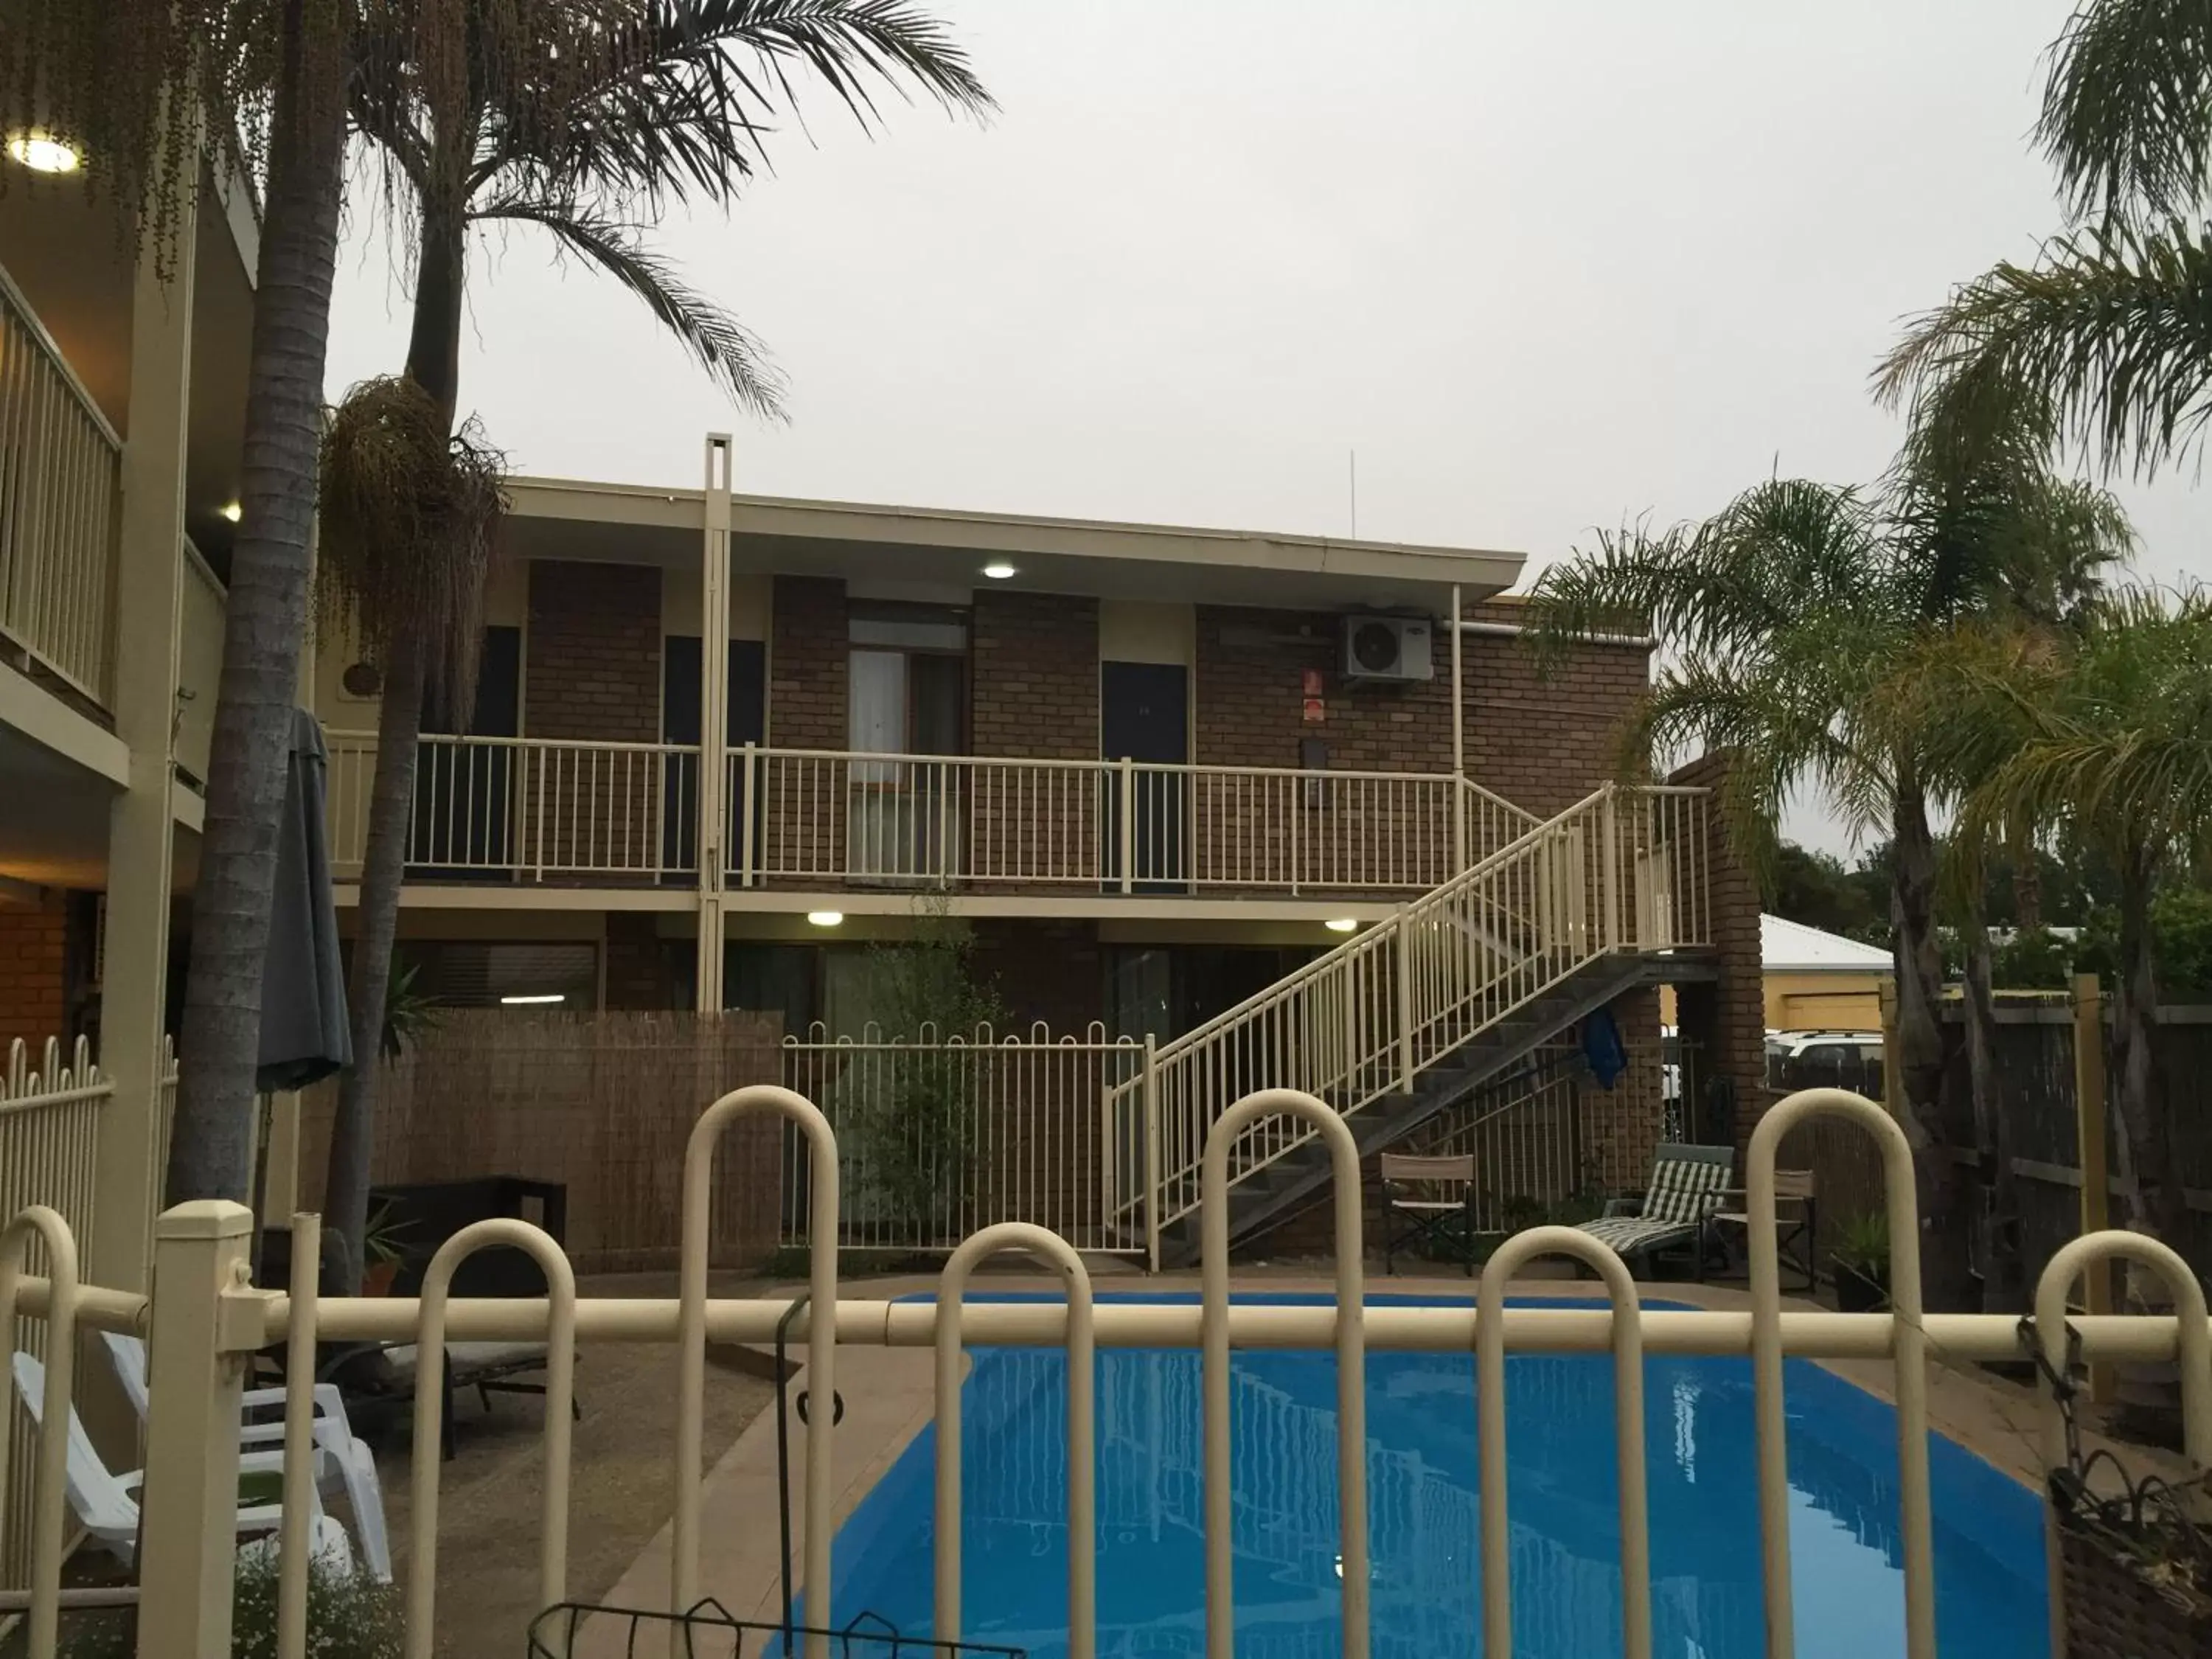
[1765,1029,1885,1099]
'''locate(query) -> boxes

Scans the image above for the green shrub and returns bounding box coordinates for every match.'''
[56,1554,403,1659]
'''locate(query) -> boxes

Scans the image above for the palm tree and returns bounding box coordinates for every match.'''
[1525,435,2128,1309]
[1877,0,2212,476]
[6,1,393,1200]
[319,0,990,1284]
[1951,589,2212,1245]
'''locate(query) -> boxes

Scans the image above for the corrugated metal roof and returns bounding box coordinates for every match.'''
[1762,913,1893,973]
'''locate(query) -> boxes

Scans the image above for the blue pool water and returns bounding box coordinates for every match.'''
[821,1295,2045,1659]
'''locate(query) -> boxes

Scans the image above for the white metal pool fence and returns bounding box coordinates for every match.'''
[4,1085,2211,1659]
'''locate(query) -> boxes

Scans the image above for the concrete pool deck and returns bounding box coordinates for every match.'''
[590,1261,2196,1632]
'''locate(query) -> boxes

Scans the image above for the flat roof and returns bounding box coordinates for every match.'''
[504,474,1527,611]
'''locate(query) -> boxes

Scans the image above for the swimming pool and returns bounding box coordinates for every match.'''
[824,1294,2046,1658]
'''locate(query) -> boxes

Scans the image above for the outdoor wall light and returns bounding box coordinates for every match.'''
[807,910,844,927]
[981,561,1016,580]
[220,502,243,523]
[6,132,80,173]
[499,992,565,1006]
[1325,918,1359,933]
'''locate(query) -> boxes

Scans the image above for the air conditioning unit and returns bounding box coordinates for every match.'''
[1340,614,1433,682]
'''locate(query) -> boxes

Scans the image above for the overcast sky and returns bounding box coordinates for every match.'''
[325,0,2207,855]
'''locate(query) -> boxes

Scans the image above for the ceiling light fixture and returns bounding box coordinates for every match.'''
[499,992,565,1006]
[6,133,80,174]
[1324,918,1358,933]
[807,910,844,928]
[219,501,243,523]
[981,561,1016,580]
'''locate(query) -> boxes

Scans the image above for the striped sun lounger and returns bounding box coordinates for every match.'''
[1576,1143,1734,1276]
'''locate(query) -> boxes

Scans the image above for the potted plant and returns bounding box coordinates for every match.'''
[360,1200,411,1297]
[1829,1210,1889,1312]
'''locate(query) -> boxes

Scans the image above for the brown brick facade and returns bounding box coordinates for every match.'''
[768,577,846,750]
[524,562,664,877]
[602,913,675,1010]
[970,917,1104,1034]
[1669,752,1767,1150]
[526,561,662,742]
[0,892,68,1048]
[970,591,1099,883]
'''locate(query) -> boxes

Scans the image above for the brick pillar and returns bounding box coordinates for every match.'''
[1668,753,1765,1150]
[971,591,1097,887]
[0,892,69,1047]
[525,562,663,877]
[765,577,846,883]
[603,913,675,1010]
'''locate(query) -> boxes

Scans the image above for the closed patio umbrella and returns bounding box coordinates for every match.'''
[257,708,352,1091]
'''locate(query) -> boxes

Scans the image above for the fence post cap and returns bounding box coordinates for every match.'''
[153,1200,253,1240]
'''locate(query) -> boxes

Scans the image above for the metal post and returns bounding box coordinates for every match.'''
[739,742,759,888]
[1143,1037,1161,1274]
[1600,785,1621,950]
[2071,973,2113,1402]
[695,434,734,1012]
[1118,754,1135,894]
[138,1201,254,1659]
[1449,585,1465,874]
[1393,913,1415,1094]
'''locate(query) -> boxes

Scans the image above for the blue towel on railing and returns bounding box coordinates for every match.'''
[1581,1007,1626,1088]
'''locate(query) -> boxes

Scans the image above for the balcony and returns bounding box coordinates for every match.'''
[0,265,119,711]
[324,734,1543,899]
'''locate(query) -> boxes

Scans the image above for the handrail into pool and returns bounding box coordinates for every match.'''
[1750,1088,1934,1659]
[1478,1226,1651,1659]
[1203,1090,1368,1659]
[934,1224,1096,1659]
[678,1087,839,1659]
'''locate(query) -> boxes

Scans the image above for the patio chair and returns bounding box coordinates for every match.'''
[311,1337,568,1461]
[1573,1143,1734,1279]
[102,1332,392,1581]
[10,1352,354,1574]
[1378,1154,1477,1276]
[1707,1168,1818,1293]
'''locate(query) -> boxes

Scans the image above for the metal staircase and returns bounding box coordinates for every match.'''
[1105,783,1714,1267]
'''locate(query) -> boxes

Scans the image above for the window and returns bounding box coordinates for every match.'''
[847,604,968,878]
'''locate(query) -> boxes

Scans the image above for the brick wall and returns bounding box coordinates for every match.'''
[970,918,1103,1034]
[525,561,664,877]
[526,561,662,741]
[0,892,69,1048]
[1191,601,1650,886]
[1669,752,1766,1150]
[970,591,1099,883]
[603,913,675,1010]
[765,577,847,883]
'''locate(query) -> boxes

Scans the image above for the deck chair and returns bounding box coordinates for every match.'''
[313,1338,565,1461]
[1380,1155,1478,1276]
[1708,1169,1818,1293]
[1574,1143,1734,1279]
[10,1352,354,1574]
[102,1332,392,1581]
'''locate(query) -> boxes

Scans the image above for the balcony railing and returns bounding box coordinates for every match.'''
[324,733,1541,895]
[0,265,119,708]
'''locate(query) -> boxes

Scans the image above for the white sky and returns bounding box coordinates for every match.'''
[325,0,2209,856]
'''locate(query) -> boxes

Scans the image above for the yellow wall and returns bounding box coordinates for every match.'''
[1660,970,1888,1032]
[1764,971,1885,1032]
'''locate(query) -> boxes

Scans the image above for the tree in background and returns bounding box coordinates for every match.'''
[321,1,990,1284]
[1880,0,2212,479]
[1527,404,2128,1308]
[1949,588,2212,1248]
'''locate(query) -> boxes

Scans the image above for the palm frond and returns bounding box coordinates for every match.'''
[478,201,787,417]
[488,0,993,211]
[2038,0,2212,220]
[1876,220,2212,479]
